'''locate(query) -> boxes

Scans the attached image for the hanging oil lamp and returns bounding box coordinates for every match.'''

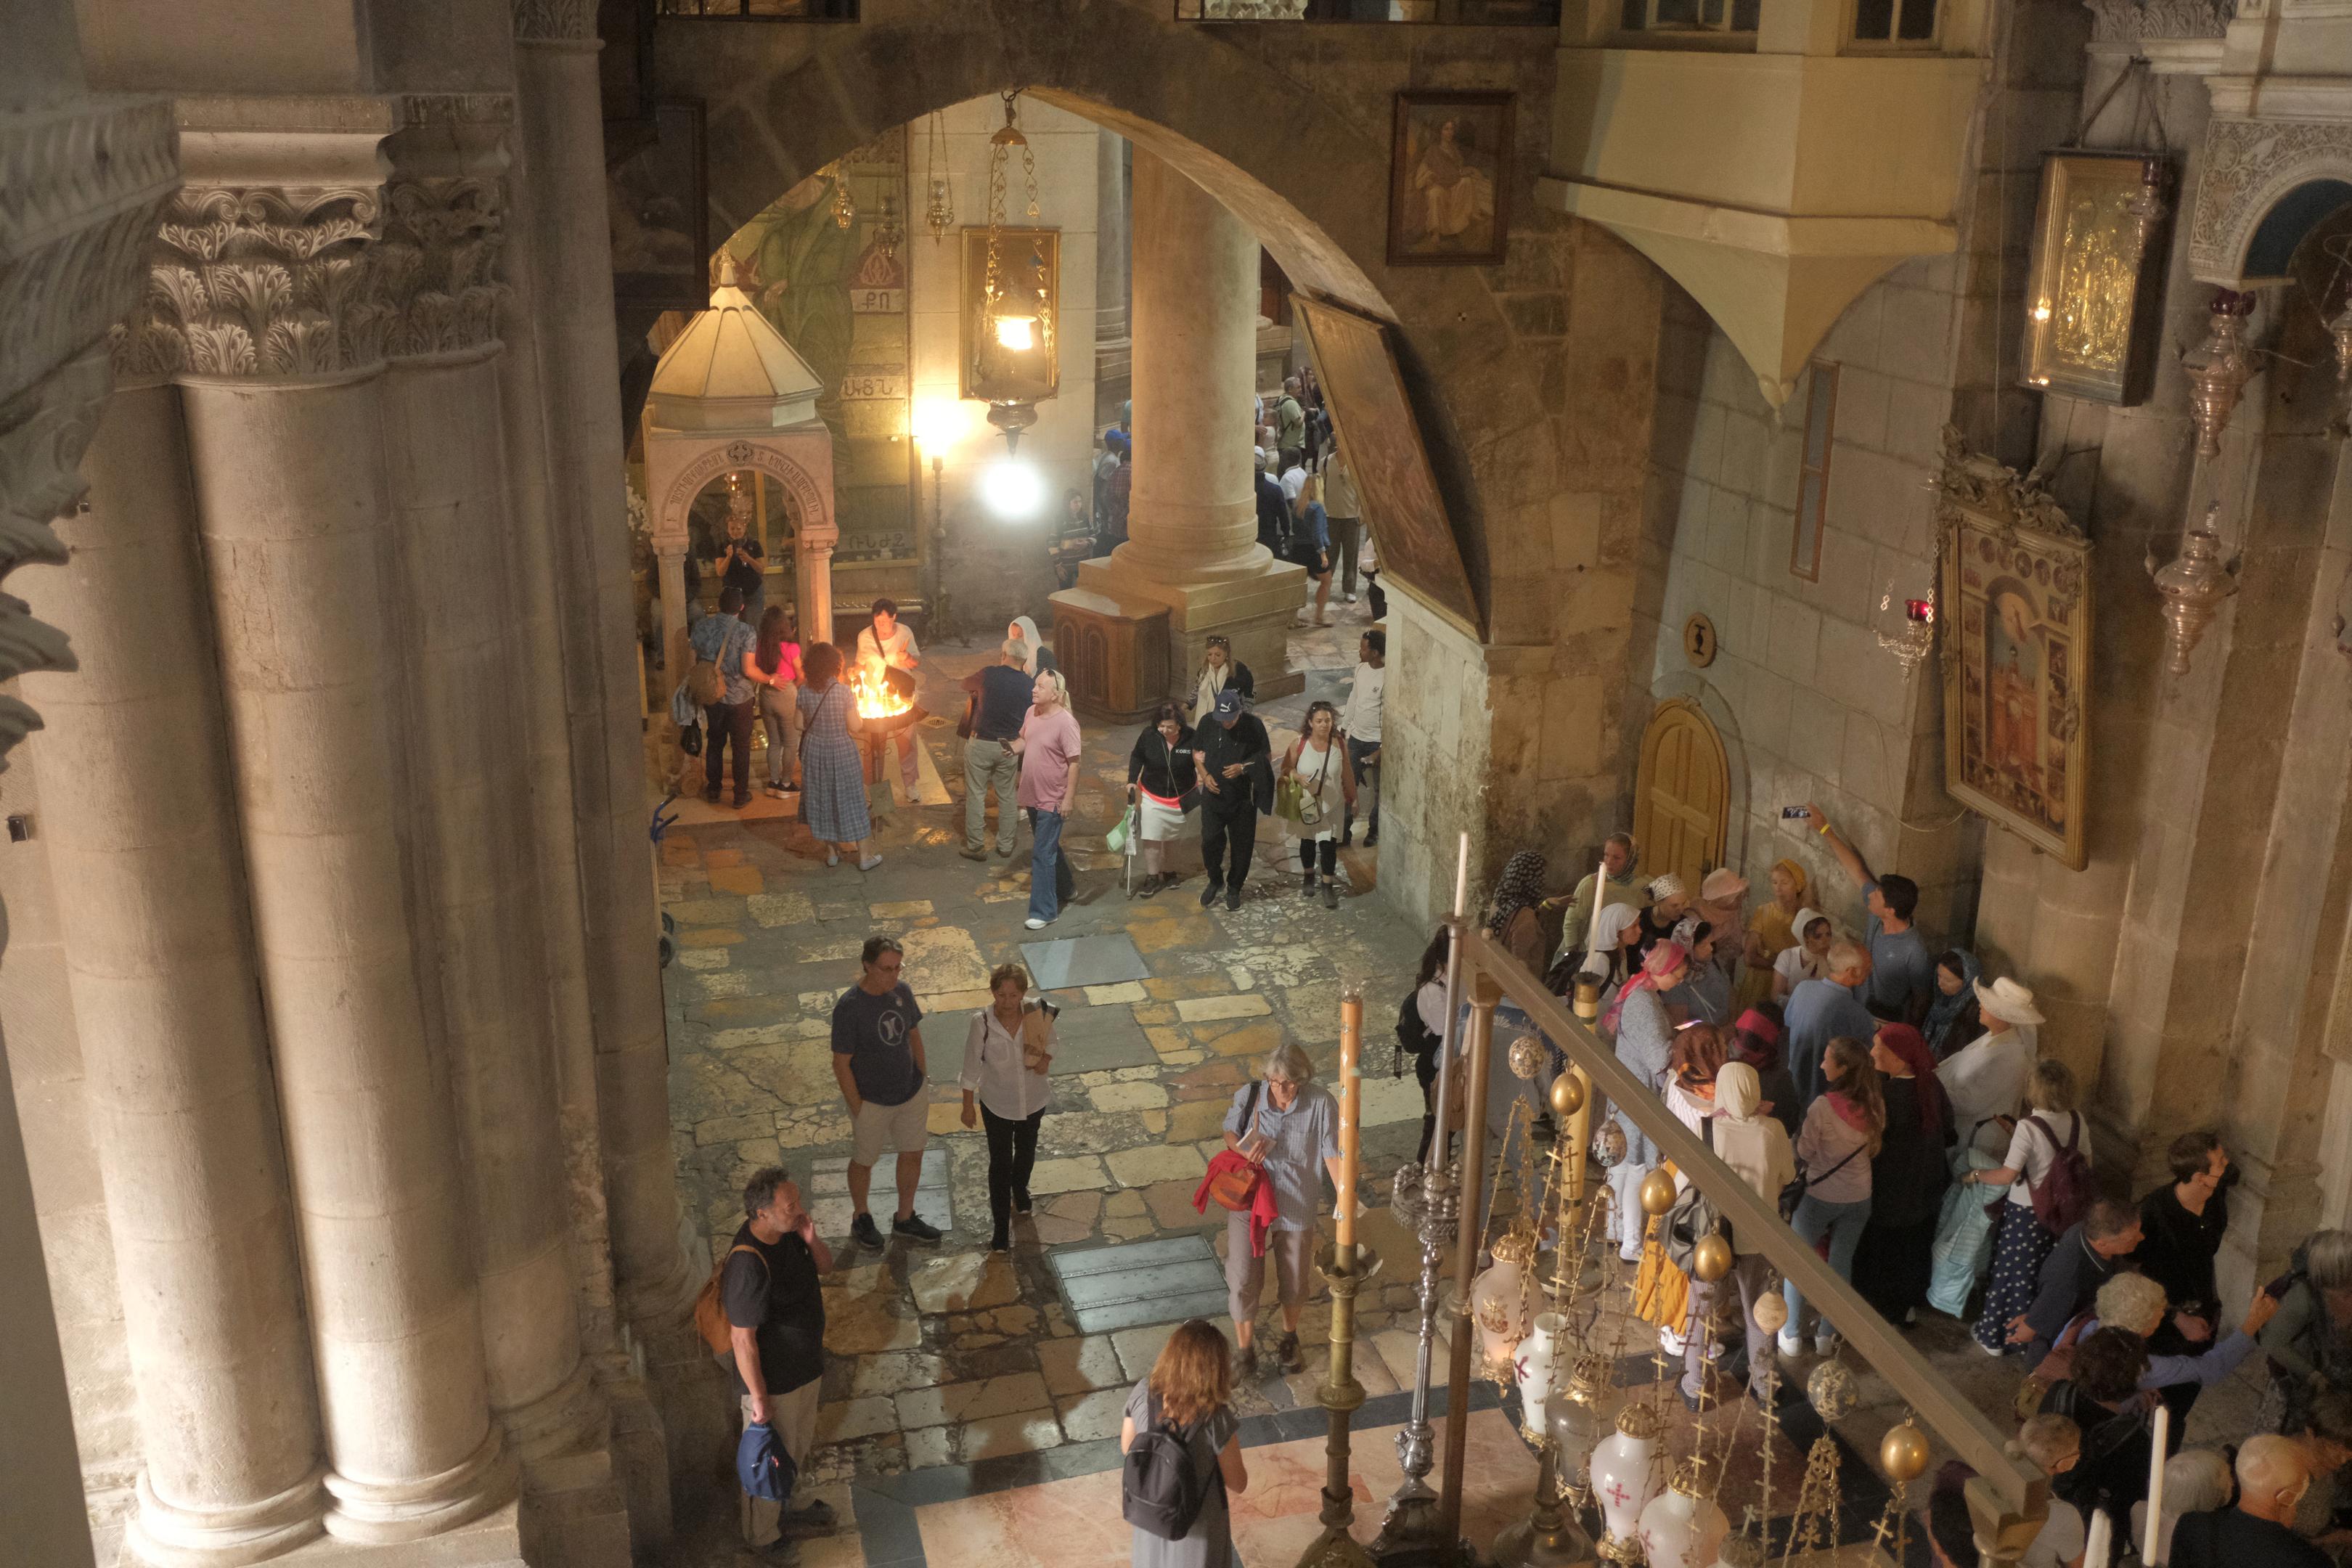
[2145,501,2240,677]
[2182,289,2257,460]
[971,91,1058,453]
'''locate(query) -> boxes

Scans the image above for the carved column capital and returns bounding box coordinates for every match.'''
[511,0,599,44]
[381,176,508,359]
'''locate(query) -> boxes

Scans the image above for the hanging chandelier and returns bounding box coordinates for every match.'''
[971,89,1058,453]
[923,111,954,242]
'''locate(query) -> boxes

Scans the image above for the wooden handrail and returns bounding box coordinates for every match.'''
[1460,928,2049,1527]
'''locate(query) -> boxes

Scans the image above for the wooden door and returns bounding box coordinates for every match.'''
[1632,699,1728,894]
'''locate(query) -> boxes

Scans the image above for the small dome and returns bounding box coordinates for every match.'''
[647,256,824,431]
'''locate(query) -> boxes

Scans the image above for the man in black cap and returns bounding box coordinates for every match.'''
[1193,687,1271,912]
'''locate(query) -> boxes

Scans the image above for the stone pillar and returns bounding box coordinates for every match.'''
[27,381,328,1567]
[510,0,696,1339]
[1095,129,1130,344]
[1071,147,1304,702]
[377,124,606,1489]
[160,170,512,1543]
[658,542,690,689]
[0,29,176,1565]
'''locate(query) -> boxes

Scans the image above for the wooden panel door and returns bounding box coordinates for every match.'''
[1632,699,1728,894]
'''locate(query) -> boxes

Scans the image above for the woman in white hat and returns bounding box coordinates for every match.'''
[1924,975,2043,1318]
[1771,907,1837,1002]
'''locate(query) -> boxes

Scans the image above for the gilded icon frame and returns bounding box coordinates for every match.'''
[2020,150,2173,406]
[1935,433,2091,870]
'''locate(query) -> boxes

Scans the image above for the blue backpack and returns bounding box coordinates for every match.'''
[737,1420,798,1504]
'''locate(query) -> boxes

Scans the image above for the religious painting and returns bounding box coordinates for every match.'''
[1936,431,2091,870]
[609,100,708,306]
[1387,90,1513,267]
[2020,150,2173,405]
[1294,298,1482,639]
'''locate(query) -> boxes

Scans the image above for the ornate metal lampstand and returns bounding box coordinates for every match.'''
[1300,992,1383,1568]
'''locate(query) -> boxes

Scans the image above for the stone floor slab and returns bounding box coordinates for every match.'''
[1050,1234,1229,1335]
[1175,992,1273,1024]
[907,1251,1020,1314]
[1019,933,1150,989]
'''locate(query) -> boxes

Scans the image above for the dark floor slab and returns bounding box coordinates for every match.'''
[1020,932,1150,989]
[1048,1233,1227,1334]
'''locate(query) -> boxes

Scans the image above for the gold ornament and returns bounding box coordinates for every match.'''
[1638,1169,1677,1216]
[1806,1358,1859,1421]
[1548,1073,1585,1117]
[1507,1034,1545,1082]
[1613,1402,1662,1442]
[1752,1290,1788,1335]
[1691,1233,1734,1283]
[1880,1421,1931,1484]
[1591,1122,1628,1169]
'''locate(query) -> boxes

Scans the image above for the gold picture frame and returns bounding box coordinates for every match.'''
[1936,430,2091,870]
[2020,150,2172,405]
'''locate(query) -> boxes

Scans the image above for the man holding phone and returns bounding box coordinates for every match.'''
[1807,801,1935,1024]
[727,1166,834,1556]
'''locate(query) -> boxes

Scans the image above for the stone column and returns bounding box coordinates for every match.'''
[377,126,613,1519]
[510,0,696,1335]
[26,380,328,1567]
[1095,128,1130,343]
[658,542,690,690]
[159,168,511,1544]
[1071,147,1304,701]
[0,30,176,1566]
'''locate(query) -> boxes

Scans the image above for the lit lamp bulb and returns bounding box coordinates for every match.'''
[2032,299,2053,322]
[992,312,1037,352]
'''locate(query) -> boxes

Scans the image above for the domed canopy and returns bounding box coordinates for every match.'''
[646,255,823,432]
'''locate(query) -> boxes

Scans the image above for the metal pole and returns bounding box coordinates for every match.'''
[1374,837,1470,1564]
[1436,974,1499,1546]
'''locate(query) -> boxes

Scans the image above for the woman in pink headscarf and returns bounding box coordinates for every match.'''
[1850,1022,1956,1324]
[1603,942,1689,1262]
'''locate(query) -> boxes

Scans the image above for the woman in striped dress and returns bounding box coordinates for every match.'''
[796,642,880,871]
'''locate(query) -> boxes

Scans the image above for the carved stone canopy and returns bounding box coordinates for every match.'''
[2189,117,2352,285]
[2083,0,2234,43]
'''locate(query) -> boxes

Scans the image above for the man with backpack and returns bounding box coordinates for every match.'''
[689,584,758,808]
[2014,1198,2145,1362]
[721,1167,833,1557]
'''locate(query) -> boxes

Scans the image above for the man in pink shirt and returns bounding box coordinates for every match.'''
[1012,669,1082,929]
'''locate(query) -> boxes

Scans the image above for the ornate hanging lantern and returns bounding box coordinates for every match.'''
[967,90,1058,454]
[826,160,855,230]
[2146,501,2240,677]
[2181,289,2258,459]
[923,111,954,243]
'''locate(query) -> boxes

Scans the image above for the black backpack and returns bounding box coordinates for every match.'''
[1121,1393,1217,1541]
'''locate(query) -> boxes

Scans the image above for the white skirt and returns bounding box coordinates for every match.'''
[1138,787,1191,842]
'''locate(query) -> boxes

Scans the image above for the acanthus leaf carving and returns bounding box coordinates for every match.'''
[2083,0,2234,41]
[2187,118,2352,282]
[136,186,393,381]
[381,176,509,360]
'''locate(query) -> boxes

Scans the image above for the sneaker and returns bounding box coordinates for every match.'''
[994,844,1013,857]
[766,784,791,799]
[1238,1342,1259,1377]
[891,1212,943,1244]
[1025,916,1053,930]
[1278,1331,1304,1373]
[1199,882,1223,909]
[702,788,722,804]
[1138,875,1161,899]
[959,846,987,862]
[1776,1328,1802,1357]
[1659,1326,1687,1356]
[1813,1331,1837,1357]
[732,793,751,809]
[1344,592,1358,604]
[1321,881,1338,910]
[851,1212,885,1249]
[1225,889,1242,912]
[857,854,883,872]
[826,850,840,867]
[780,1499,837,1538]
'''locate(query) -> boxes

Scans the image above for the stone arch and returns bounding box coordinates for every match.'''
[2189,119,2352,283]
[661,0,1588,644]
[657,440,827,547]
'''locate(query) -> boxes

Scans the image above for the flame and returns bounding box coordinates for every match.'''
[850,669,912,721]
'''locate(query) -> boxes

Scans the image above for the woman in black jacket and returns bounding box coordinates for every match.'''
[1127,703,1198,898]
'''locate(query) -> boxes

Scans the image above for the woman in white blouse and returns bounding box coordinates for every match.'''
[960,961,1056,1252]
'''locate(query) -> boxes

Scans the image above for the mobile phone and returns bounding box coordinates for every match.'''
[1781,807,1811,820]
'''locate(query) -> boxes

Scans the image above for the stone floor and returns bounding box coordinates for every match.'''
[653,593,2263,1567]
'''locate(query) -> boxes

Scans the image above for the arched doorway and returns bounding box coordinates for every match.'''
[1633,698,1728,894]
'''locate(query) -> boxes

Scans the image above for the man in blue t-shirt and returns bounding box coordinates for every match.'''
[1808,802,1936,1024]
[831,935,941,1248]
[1785,940,1877,1106]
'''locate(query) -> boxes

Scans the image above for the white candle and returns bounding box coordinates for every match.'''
[1337,994,1362,1256]
[2083,1506,2111,1568]
[1453,832,1469,919]
[2144,1405,2171,1564]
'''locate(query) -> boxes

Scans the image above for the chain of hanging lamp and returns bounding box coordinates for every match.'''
[924,111,954,241]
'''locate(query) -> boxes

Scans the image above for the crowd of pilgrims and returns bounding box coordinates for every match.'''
[1391,824,2352,1567]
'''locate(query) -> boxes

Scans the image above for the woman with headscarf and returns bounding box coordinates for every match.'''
[1561,901,1643,1000]
[1602,942,1689,1262]
[1485,849,1549,975]
[1740,858,1810,1011]
[1706,1060,1797,1408]
[1731,1006,1801,1138]
[1923,950,1984,1061]
[1772,907,1836,1001]
[1851,1021,1956,1324]
[1926,976,2043,1318]
[1005,615,1057,677]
